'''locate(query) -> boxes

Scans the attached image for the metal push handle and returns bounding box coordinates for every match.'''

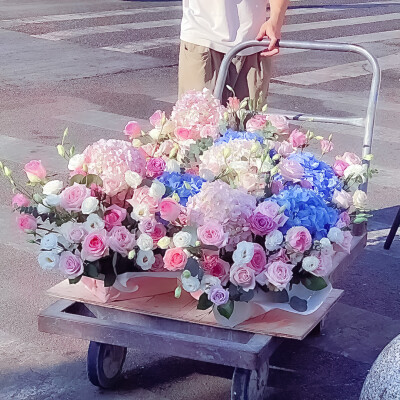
[214,40,381,190]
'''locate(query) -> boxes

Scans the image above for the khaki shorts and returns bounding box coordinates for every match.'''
[178,40,272,104]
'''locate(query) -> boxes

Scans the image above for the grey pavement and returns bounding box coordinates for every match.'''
[0,0,400,399]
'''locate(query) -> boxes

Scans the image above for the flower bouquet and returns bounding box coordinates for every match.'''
[2,89,374,323]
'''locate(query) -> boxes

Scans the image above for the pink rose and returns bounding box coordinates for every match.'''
[271,180,284,195]
[60,183,90,212]
[249,212,278,236]
[128,186,159,214]
[228,96,240,112]
[247,243,267,274]
[279,159,304,181]
[337,152,361,166]
[202,254,230,285]
[255,201,288,228]
[24,160,46,182]
[103,177,126,197]
[108,226,136,256]
[289,129,307,148]
[276,140,294,157]
[266,115,290,134]
[104,205,127,231]
[208,285,230,305]
[149,110,164,128]
[320,139,334,154]
[59,251,83,278]
[146,157,166,178]
[150,253,165,272]
[246,115,267,132]
[149,223,167,243]
[333,230,353,254]
[175,127,192,141]
[197,222,227,248]
[12,193,30,208]
[160,198,181,221]
[311,252,333,277]
[81,229,109,261]
[260,261,293,290]
[139,143,156,159]
[286,226,312,252]
[124,121,141,139]
[17,214,37,232]
[157,140,174,157]
[332,189,352,210]
[269,248,290,263]
[138,217,157,234]
[230,264,256,291]
[61,222,87,243]
[163,247,188,271]
[336,211,351,228]
[333,160,350,177]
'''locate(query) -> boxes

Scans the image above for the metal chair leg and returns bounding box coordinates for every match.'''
[384,207,400,250]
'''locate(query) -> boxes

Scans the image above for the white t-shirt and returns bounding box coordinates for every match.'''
[181,0,268,54]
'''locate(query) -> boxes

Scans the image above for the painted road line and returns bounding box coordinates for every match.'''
[0,6,183,26]
[32,19,182,41]
[274,52,400,85]
[283,12,400,33]
[102,37,180,54]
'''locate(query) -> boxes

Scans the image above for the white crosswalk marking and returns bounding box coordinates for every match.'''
[32,19,182,41]
[102,37,180,54]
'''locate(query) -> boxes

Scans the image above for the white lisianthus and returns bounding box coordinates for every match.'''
[353,190,368,209]
[157,236,171,249]
[165,159,181,173]
[125,170,143,189]
[265,230,284,252]
[173,231,192,248]
[37,203,51,214]
[302,256,320,272]
[200,275,221,294]
[344,164,367,181]
[43,194,61,207]
[83,214,105,231]
[232,241,255,265]
[136,250,155,270]
[137,233,154,251]
[131,204,150,221]
[68,153,85,171]
[149,180,166,199]
[38,251,59,270]
[40,233,59,250]
[81,197,99,214]
[149,128,162,141]
[42,180,63,195]
[182,275,201,293]
[319,238,334,256]
[327,227,344,244]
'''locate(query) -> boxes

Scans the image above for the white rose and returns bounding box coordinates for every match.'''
[173,231,192,248]
[81,197,99,214]
[332,189,352,209]
[182,276,201,293]
[137,233,154,251]
[265,230,284,252]
[200,275,221,294]
[232,241,254,265]
[37,203,51,214]
[38,251,59,270]
[125,170,143,189]
[165,159,181,173]
[327,227,344,244]
[302,256,320,272]
[137,250,155,270]
[319,238,334,256]
[131,204,150,221]
[157,236,171,249]
[344,164,367,181]
[83,214,105,231]
[149,181,166,200]
[40,233,59,250]
[353,190,367,209]
[68,153,85,171]
[149,128,162,141]
[43,194,60,207]
[43,180,63,195]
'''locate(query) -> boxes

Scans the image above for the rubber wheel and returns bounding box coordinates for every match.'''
[87,341,127,389]
[231,362,269,400]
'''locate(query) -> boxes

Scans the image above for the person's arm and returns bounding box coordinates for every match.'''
[256,0,289,56]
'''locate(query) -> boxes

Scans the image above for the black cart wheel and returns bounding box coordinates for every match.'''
[87,341,127,388]
[231,361,269,400]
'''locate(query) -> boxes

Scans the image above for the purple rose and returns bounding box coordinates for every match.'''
[249,212,278,236]
[208,285,230,306]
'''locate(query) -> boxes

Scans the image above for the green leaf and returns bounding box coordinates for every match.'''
[104,273,116,287]
[86,263,99,278]
[69,174,86,185]
[174,286,182,298]
[69,145,75,157]
[301,276,328,291]
[61,127,69,145]
[69,275,82,284]
[289,296,308,312]
[85,174,103,187]
[217,300,234,319]
[354,217,368,224]
[197,293,213,310]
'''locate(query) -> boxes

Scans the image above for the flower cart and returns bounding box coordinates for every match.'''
[33,39,380,399]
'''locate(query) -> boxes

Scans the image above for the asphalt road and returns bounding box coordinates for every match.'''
[0,0,399,399]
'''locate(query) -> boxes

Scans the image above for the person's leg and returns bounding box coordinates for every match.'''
[178,41,224,98]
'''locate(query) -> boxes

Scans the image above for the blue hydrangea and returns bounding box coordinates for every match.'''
[157,172,205,206]
[271,187,339,239]
[215,129,264,145]
[274,152,341,202]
